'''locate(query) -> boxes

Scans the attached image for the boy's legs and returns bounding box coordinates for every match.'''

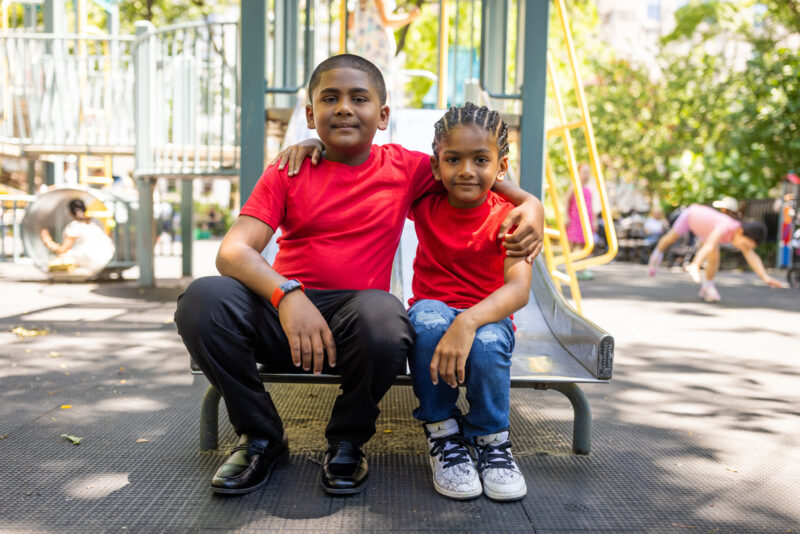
[175,276,295,494]
[318,289,412,494]
[408,300,481,500]
[175,276,290,441]
[322,289,412,443]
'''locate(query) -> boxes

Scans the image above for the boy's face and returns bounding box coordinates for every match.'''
[430,125,508,209]
[306,67,389,165]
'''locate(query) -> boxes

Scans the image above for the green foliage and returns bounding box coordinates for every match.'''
[577,0,799,209]
[117,0,236,33]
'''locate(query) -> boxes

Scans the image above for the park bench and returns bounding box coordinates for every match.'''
[191,236,614,455]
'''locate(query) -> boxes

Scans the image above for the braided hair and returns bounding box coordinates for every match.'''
[431,102,509,158]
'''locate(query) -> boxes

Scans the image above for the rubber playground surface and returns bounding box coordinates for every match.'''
[1,244,799,533]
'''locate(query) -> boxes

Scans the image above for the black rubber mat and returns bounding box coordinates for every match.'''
[2,267,799,533]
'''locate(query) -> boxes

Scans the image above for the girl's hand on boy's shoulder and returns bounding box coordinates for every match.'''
[269,139,325,176]
[430,317,476,388]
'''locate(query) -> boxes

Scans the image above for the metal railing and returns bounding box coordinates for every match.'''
[0,193,34,262]
[133,19,239,179]
[0,30,136,155]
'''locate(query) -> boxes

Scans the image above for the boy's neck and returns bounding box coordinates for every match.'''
[322,145,373,166]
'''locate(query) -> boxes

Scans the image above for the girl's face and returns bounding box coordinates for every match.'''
[430,124,508,209]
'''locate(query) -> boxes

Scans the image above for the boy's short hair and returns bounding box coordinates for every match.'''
[741,221,767,245]
[307,54,387,106]
[68,199,86,216]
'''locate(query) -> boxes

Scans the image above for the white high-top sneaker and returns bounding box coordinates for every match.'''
[475,431,527,501]
[424,419,482,500]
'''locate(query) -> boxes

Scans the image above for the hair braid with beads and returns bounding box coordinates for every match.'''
[431,102,509,158]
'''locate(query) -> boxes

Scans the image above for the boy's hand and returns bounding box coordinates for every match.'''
[498,197,545,263]
[277,291,337,374]
[430,316,476,388]
[269,139,325,176]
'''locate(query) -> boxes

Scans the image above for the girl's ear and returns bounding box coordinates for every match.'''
[430,155,442,181]
[305,105,316,129]
[495,155,509,182]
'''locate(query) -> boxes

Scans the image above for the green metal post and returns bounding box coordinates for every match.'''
[182,180,193,277]
[239,0,267,207]
[481,0,509,95]
[550,382,591,455]
[27,162,36,194]
[134,22,156,286]
[518,0,549,197]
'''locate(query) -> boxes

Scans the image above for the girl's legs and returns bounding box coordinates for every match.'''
[460,318,526,501]
[407,300,461,424]
[408,300,481,500]
[461,319,515,440]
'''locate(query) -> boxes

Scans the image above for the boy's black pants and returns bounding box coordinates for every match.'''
[174,276,413,445]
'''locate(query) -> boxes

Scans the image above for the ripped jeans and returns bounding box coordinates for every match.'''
[408,299,515,439]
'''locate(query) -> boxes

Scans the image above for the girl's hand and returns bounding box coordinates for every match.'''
[430,316,476,388]
[269,139,325,176]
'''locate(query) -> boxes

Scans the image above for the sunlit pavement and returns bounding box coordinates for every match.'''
[1,245,798,533]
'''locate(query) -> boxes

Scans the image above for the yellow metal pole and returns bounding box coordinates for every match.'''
[339,0,347,54]
[546,54,594,263]
[545,156,582,313]
[555,0,618,268]
[437,0,448,109]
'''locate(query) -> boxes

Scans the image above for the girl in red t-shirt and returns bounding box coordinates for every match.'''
[407,103,535,502]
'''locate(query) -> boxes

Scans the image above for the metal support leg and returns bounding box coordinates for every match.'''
[550,383,591,455]
[181,179,193,277]
[200,384,222,451]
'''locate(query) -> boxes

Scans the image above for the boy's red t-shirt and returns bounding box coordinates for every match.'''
[240,144,437,291]
[408,191,515,309]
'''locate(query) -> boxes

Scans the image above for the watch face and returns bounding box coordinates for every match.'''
[280,279,302,293]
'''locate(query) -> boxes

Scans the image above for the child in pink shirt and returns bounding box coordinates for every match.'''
[648,203,784,301]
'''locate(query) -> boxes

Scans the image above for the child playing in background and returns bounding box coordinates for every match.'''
[407,103,533,501]
[648,203,784,301]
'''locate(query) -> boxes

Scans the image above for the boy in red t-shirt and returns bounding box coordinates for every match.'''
[405,103,532,502]
[175,55,543,498]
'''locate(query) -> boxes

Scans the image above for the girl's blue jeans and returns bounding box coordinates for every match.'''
[408,299,515,440]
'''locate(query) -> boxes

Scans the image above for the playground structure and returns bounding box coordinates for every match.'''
[3,1,618,449]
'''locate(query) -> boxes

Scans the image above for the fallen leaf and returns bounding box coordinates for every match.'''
[85,485,93,489]
[670,524,696,529]
[46,351,62,358]
[60,434,82,445]
[120,380,126,384]
[383,429,393,433]
[60,405,72,410]
[59,364,67,369]
[11,326,49,338]
[725,466,738,473]
[136,439,149,443]
[0,435,8,440]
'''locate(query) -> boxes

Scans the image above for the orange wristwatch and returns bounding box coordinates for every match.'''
[270,279,305,309]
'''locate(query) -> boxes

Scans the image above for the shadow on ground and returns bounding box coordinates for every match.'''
[1,262,799,532]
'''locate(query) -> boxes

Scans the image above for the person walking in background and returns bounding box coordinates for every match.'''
[647,203,785,302]
[565,163,596,280]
